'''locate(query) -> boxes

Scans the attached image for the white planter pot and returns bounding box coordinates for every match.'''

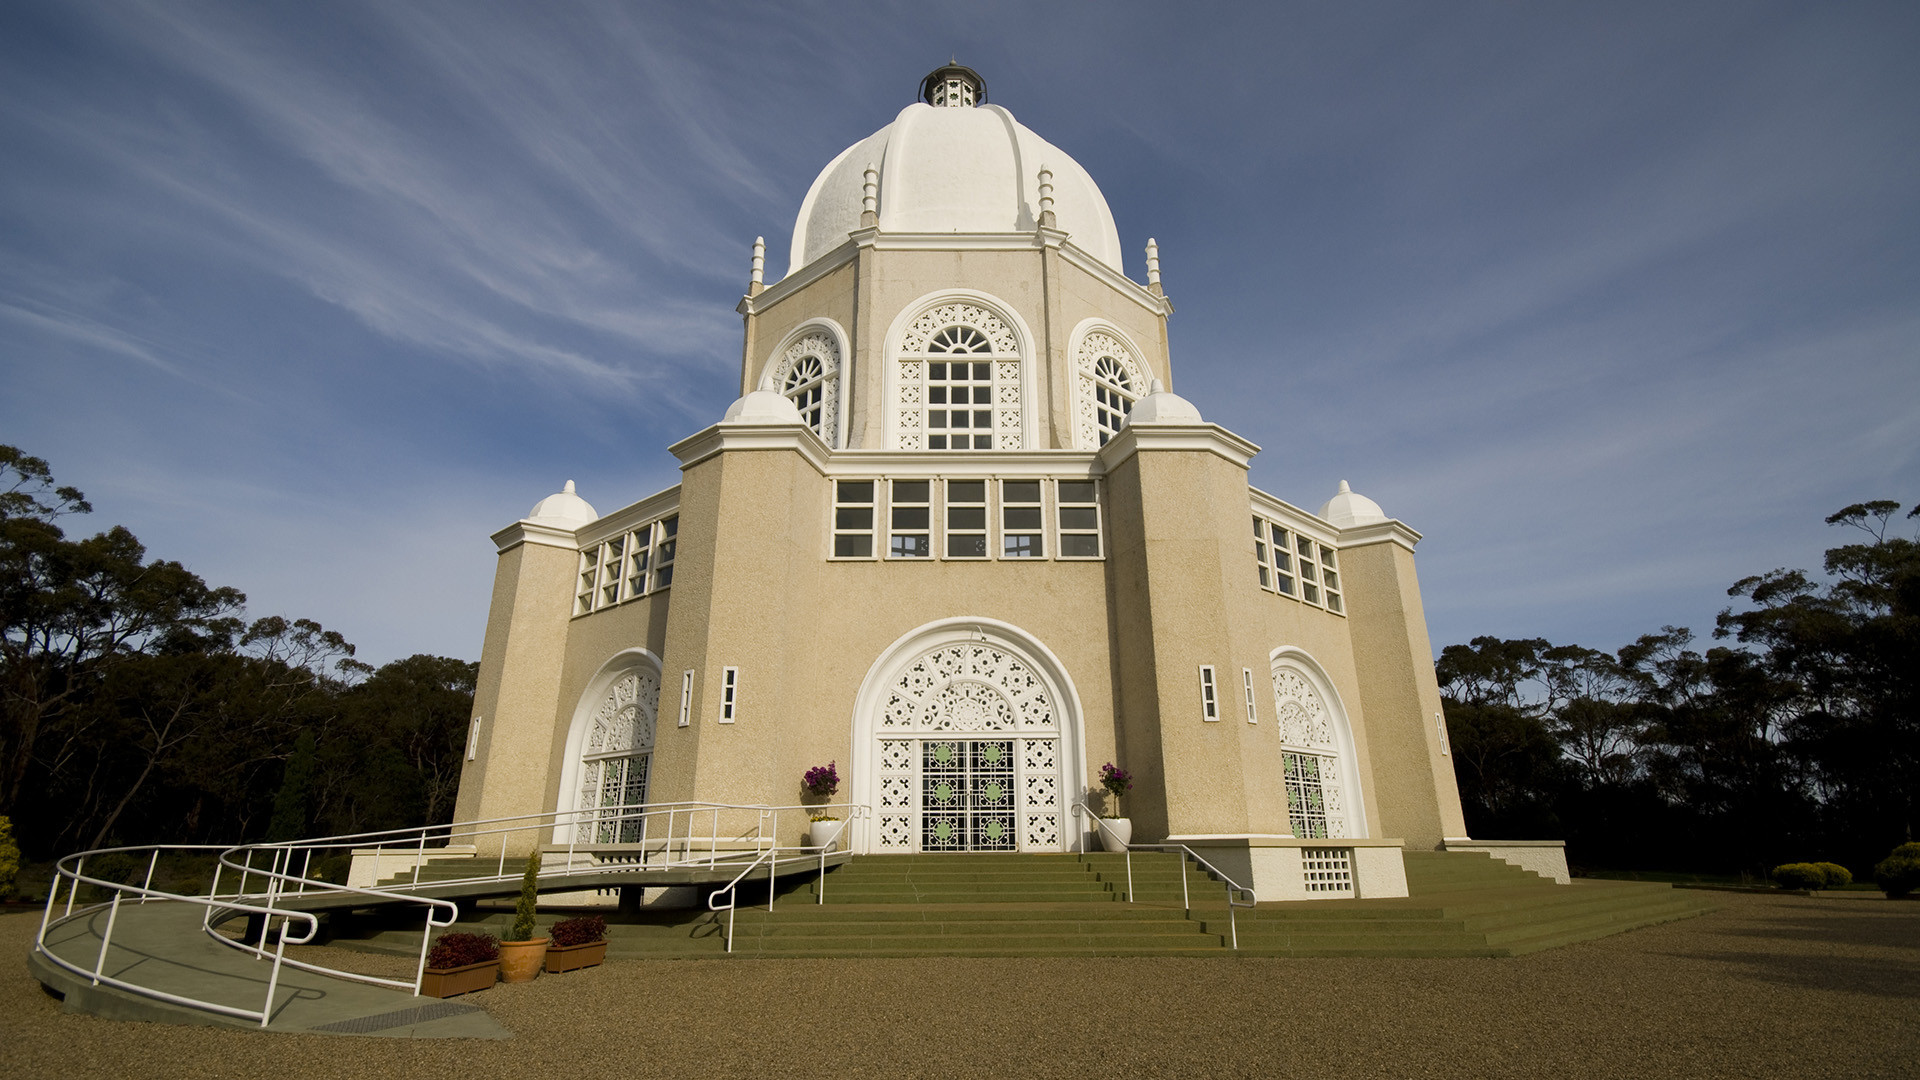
[1098,817,1132,850]
[808,819,847,850]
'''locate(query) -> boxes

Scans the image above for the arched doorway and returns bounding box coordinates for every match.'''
[553,649,662,844]
[1269,647,1368,839]
[850,619,1086,853]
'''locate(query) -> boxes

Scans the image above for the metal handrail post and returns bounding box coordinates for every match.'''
[413,829,425,888]
[92,890,121,985]
[260,918,290,1028]
[140,850,159,904]
[65,856,83,917]
[1126,848,1135,903]
[414,908,435,994]
[298,848,312,896]
[1180,854,1190,915]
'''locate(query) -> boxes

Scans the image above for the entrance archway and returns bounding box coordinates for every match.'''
[850,619,1086,853]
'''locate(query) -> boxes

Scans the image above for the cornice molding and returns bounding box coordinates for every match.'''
[491,519,585,555]
[1334,517,1424,553]
[669,421,833,473]
[577,486,683,548]
[1097,422,1261,471]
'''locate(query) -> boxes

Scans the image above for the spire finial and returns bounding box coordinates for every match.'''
[861,164,879,227]
[563,480,576,494]
[1338,479,1351,494]
[920,63,985,107]
[748,236,765,294]
[1146,238,1162,293]
[1037,166,1056,229]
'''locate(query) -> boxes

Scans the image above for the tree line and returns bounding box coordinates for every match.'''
[1,446,475,861]
[1440,500,1918,875]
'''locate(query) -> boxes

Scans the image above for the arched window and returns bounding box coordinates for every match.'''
[768,329,841,447]
[577,667,659,842]
[1074,331,1145,449]
[895,303,1022,451]
[1269,663,1362,839]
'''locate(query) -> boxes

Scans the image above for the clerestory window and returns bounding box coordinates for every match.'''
[895,303,1023,451]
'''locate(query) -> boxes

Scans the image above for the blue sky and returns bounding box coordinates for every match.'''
[3,1,1915,667]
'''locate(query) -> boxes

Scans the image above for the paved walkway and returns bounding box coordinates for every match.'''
[8,891,1918,1078]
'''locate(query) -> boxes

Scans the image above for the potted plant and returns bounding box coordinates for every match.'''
[544,914,610,973]
[497,850,548,983]
[1098,763,1133,850]
[419,931,499,998]
[802,761,845,849]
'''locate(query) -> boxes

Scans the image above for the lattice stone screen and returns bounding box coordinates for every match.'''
[874,641,1062,851]
[579,668,660,843]
[1273,667,1349,839]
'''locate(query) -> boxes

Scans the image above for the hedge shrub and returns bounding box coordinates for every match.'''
[1875,842,1920,899]
[1812,862,1853,888]
[427,931,500,969]
[0,817,18,899]
[1771,863,1828,890]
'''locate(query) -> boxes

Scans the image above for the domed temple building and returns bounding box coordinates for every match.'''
[451,65,1564,901]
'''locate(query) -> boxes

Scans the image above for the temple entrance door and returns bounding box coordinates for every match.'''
[919,739,1017,851]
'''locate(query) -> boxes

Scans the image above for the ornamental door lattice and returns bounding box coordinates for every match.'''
[1271,668,1350,839]
[874,641,1064,852]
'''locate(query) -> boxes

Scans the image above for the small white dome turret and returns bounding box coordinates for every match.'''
[1318,480,1388,529]
[1123,379,1204,426]
[722,376,806,424]
[528,480,598,527]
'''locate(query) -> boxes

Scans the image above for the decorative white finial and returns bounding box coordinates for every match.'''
[563,480,576,494]
[758,373,775,392]
[1146,238,1161,287]
[1338,479,1351,494]
[1148,379,1166,394]
[749,236,765,289]
[861,164,878,225]
[1038,166,1055,228]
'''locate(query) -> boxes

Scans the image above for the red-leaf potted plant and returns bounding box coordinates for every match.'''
[543,914,609,973]
[497,851,549,983]
[802,762,844,849]
[1098,763,1133,850]
[420,931,500,998]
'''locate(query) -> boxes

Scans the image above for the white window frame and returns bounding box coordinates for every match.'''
[1243,669,1257,724]
[1320,543,1343,614]
[944,478,989,559]
[466,715,483,761]
[1000,479,1045,559]
[678,669,694,728]
[887,479,933,559]
[1056,479,1102,559]
[832,479,877,559]
[719,667,738,724]
[1436,711,1450,756]
[1199,665,1219,722]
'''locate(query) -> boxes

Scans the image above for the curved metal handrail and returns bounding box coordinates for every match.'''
[706,803,870,952]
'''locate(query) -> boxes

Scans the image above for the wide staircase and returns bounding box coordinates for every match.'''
[334,850,1712,960]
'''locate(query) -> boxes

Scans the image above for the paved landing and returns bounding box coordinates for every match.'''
[29,900,509,1038]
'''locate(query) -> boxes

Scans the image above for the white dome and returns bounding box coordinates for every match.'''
[1317,480,1388,529]
[789,102,1125,277]
[1124,380,1204,426]
[722,387,805,424]
[528,480,597,527]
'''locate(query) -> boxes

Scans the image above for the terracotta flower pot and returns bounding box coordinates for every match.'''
[544,939,609,973]
[419,959,498,998]
[497,937,549,983]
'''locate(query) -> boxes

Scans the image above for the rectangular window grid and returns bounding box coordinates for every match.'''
[575,514,680,615]
[1297,535,1320,604]
[1057,480,1100,558]
[926,361,995,450]
[1253,519,1296,596]
[889,479,931,558]
[1243,668,1257,723]
[1199,665,1219,721]
[719,667,738,723]
[833,480,876,558]
[1320,544,1342,613]
[946,479,987,558]
[466,715,483,761]
[677,669,694,728]
[920,739,1017,851]
[1002,480,1044,558]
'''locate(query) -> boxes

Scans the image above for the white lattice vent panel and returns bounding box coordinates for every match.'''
[1301,847,1354,895]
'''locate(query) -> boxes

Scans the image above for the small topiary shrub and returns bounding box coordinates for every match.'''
[1874,842,1920,899]
[427,931,499,969]
[506,851,542,942]
[550,915,607,947]
[1771,863,1828,890]
[1812,862,1853,888]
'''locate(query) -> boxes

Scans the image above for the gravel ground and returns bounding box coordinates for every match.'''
[5,891,1917,1079]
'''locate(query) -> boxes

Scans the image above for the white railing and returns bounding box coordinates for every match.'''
[1068,804,1258,950]
[707,805,871,952]
[36,799,870,1027]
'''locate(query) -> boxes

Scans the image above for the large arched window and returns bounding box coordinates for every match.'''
[1073,329,1146,449]
[1270,655,1366,839]
[894,303,1023,451]
[768,329,841,447]
[571,663,661,843]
